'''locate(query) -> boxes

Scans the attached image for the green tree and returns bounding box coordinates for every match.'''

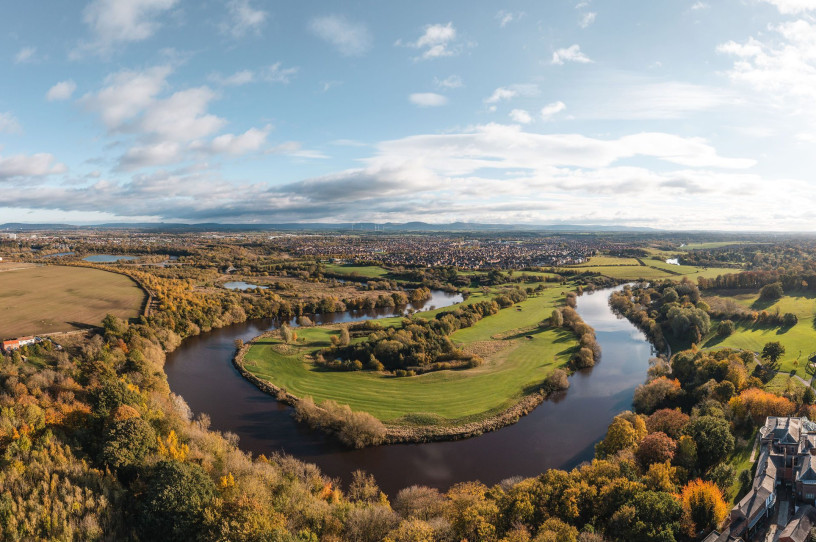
[683,416,734,472]
[761,341,785,368]
[101,417,156,469]
[759,282,784,301]
[717,320,735,338]
[137,460,216,541]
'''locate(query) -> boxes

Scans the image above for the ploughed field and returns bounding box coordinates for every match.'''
[0,265,145,338]
[242,286,577,425]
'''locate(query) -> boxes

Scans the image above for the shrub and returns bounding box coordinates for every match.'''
[759,282,784,301]
[717,320,735,337]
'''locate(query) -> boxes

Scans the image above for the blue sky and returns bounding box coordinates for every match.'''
[1,0,815,229]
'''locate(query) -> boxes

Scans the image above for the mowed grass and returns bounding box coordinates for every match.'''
[243,285,577,424]
[323,263,389,278]
[0,265,145,338]
[702,290,816,373]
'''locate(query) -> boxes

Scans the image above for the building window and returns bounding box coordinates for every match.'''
[807,493,815,500]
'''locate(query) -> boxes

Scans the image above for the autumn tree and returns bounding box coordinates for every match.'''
[680,479,727,535]
[636,432,677,470]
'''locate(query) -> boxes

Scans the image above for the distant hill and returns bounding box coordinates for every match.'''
[0,221,658,233]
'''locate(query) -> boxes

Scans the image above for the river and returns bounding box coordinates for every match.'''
[164,286,653,496]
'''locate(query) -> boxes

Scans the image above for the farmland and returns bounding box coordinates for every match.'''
[242,285,577,425]
[0,265,145,338]
[563,255,736,281]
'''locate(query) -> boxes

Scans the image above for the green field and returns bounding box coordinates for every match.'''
[574,256,641,267]
[565,255,735,281]
[242,286,577,424]
[702,290,816,373]
[323,263,389,278]
[0,265,145,338]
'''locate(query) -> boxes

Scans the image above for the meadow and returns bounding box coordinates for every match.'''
[0,265,145,338]
[322,263,390,278]
[702,289,816,373]
[242,285,577,424]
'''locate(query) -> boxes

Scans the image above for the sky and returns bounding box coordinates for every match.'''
[1,0,816,230]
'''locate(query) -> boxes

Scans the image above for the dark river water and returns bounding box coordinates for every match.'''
[165,286,653,495]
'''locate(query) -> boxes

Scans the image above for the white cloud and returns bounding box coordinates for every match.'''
[485,84,539,104]
[80,65,171,129]
[409,93,448,107]
[691,2,709,10]
[46,80,78,101]
[309,15,372,56]
[760,0,816,14]
[14,47,36,64]
[579,12,597,28]
[496,11,523,28]
[0,113,22,134]
[138,87,225,142]
[541,101,567,120]
[222,0,268,38]
[403,22,460,60]
[582,81,735,119]
[209,70,255,86]
[552,44,592,65]
[434,75,463,89]
[119,141,181,170]
[78,0,178,56]
[509,109,532,124]
[718,19,816,114]
[0,152,66,179]
[194,127,270,155]
[262,63,299,84]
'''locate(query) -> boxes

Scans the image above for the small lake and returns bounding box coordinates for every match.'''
[164,286,652,495]
[83,254,137,262]
[223,281,269,290]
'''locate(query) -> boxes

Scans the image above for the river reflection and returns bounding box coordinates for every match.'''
[165,286,652,495]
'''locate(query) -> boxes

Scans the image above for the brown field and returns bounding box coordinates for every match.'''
[0,265,145,339]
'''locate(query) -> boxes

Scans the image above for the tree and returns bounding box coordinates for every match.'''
[533,518,578,542]
[280,324,293,344]
[137,460,216,541]
[633,377,683,413]
[550,309,563,327]
[683,416,734,472]
[646,409,689,439]
[101,417,156,469]
[636,432,677,469]
[233,338,244,349]
[717,320,735,337]
[759,282,784,301]
[761,341,785,368]
[340,326,351,346]
[680,479,728,535]
[596,416,641,457]
[609,490,682,542]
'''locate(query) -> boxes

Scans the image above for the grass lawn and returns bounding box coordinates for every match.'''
[702,291,816,372]
[726,428,759,504]
[0,265,145,338]
[323,264,389,278]
[680,241,765,251]
[242,285,577,424]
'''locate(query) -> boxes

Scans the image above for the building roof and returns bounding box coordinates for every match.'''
[779,504,816,542]
[734,445,776,522]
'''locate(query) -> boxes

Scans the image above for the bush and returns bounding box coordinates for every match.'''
[759,282,784,301]
[543,369,570,393]
[717,320,735,337]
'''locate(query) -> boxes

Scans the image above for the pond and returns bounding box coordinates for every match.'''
[83,254,138,262]
[164,286,652,495]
